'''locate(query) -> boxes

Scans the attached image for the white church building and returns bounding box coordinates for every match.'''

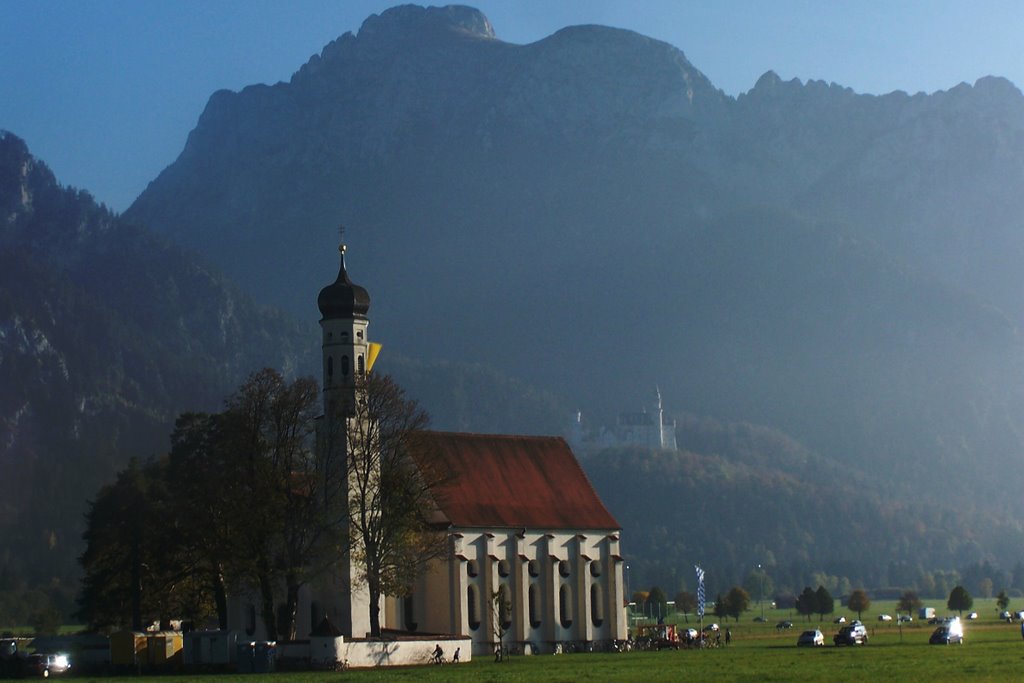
[226,242,627,655]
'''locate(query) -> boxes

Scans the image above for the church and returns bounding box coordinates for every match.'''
[228,242,627,655]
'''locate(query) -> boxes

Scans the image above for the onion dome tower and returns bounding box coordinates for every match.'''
[318,238,370,417]
[316,233,374,638]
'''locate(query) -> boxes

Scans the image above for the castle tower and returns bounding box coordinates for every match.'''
[316,237,373,637]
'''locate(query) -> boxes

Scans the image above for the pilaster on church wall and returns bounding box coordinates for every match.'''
[604,533,627,640]
[575,534,593,643]
[513,531,530,643]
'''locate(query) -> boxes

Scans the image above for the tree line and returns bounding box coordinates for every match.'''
[76,369,444,639]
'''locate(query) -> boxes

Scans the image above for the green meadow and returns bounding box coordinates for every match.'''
[18,599,1024,682]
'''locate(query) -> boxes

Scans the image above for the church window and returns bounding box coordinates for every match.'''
[327,356,333,380]
[358,355,365,374]
[357,330,363,340]
[403,595,418,632]
[310,601,322,633]
[467,560,479,577]
[529,584,541,628]
[467,585,481,631]
[559,560,571,577]
[341,355,350,376]
[559,585,573,628]
[528,560,540,577]
[245,605,256,637]
[590,561,602,578]
[591,584,604,627]
[498,560,510,577]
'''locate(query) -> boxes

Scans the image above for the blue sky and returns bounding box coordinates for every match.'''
[2,0,1022,212]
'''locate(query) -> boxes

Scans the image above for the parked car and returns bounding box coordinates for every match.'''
[776,620,793,630]
[797,629,824,647]
[703,623,720,633]
[1000,610,1012,620]
[753,615,767,622]
[967,612,978,620]
[898,614,913,623]
[833,616,847,624]
[0,640,70,678]
[23,653,71,678]
[877,614,893,622]
[833,622,869,646]
[929,618,964,645]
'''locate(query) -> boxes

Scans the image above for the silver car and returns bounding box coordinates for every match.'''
[797,629,824,647]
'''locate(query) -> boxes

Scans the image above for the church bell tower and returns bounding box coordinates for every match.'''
[316,235,373,637]
[317,239,371,419]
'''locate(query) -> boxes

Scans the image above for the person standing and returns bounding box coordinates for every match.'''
[726,627,732,646]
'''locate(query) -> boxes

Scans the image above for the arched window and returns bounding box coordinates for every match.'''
[529,583,542,629]
[341,355,350,376]
[559,560,571,577]
[498,560,511,577]
[358,354,365,375]
[559,585,573,628]
[245,605,256,637]
[467,560,479,577]
[591,584,604,627]
[528,560,540,577]
[590,561,602,578]
[327,356,333,381]
[467,585,481,631]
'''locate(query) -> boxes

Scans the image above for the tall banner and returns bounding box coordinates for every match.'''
[695,564,706,617]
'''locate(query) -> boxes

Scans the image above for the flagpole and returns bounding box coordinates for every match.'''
[695,564,705,649]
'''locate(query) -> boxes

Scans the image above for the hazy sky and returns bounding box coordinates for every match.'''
[3,0,1023,212]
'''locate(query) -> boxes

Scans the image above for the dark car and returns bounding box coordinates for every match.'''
[929,619,964,645]
[833,621,868,646]
[1,640,70,680]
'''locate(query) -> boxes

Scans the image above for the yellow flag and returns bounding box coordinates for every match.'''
[367,342,383,373]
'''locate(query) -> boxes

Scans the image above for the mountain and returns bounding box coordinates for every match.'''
[0,129,572,622]
[10,3,1000,596]
[0,131,318,613]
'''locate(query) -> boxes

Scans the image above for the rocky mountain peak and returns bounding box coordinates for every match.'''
[358,4,495,41]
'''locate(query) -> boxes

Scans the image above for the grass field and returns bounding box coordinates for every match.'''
[67,626,1024,683]
[12,599,1024,681]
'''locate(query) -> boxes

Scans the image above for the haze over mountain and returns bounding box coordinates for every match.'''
[127,5,1024,504]
[7,3,1024,611]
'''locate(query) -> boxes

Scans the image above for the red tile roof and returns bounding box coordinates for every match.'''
[412,431,620,530]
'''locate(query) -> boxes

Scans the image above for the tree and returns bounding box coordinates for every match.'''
[216,369,341,641]
[815,585,834,620]
[847,589,870,620]
[342,373,449,638]
[795,587,817,621]
[675,591,698,623]
[491,586,511,662]
[647,586,668,622]
[947,585,973,616]
[77,458,178,630]
[997,590,1010,612]
[713,593,728,620]
[743,568,774,608]
[724,586,750,622]
[897,590,922,617]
